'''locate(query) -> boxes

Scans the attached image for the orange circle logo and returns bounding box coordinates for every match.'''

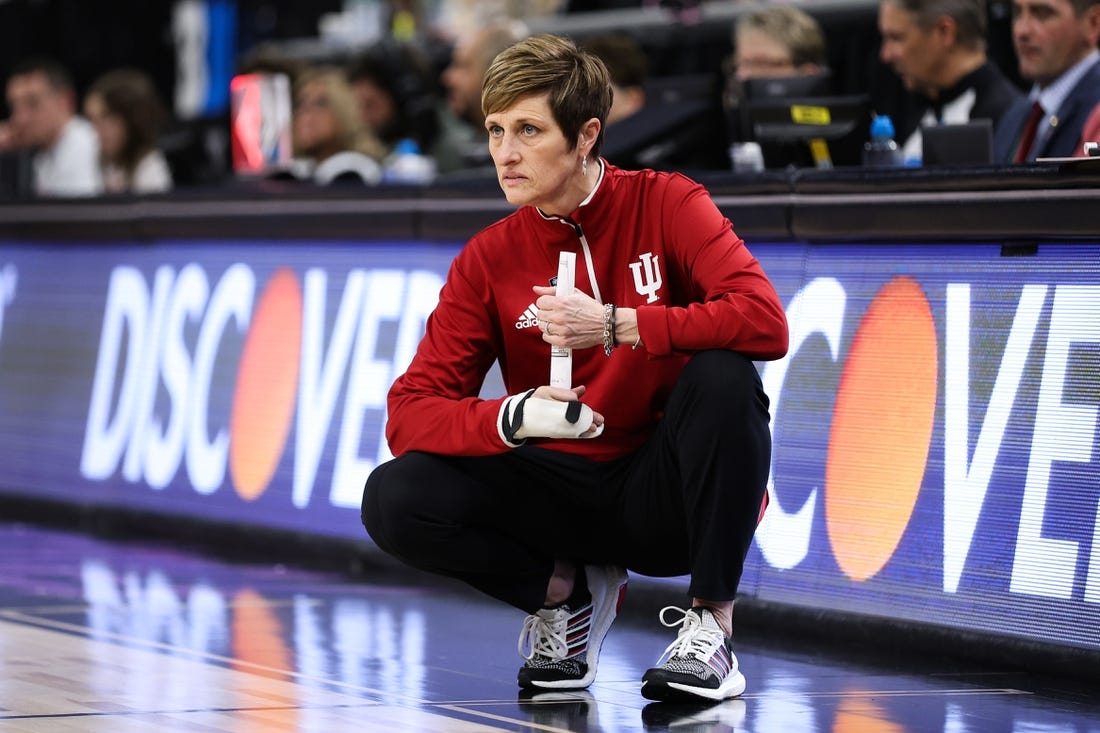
[229,268,302,501]
[824,276,938,581]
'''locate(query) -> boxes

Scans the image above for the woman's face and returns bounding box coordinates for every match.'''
[485,94,588,215]
[293,80,338,157]
[734,30,798,81]
[84,93,126,161]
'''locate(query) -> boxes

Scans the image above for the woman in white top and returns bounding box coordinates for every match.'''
[84,68,173,195]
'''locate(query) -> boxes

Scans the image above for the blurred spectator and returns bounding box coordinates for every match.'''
[347,40,441,156]
[580,32,648,125]
[723,6,829,116]
[720,6,830,166]
[878,0,1022,163]
[2,56,102,197]
[993,0,1100,162]
[84,69,173,195]
[437,18,528,171]
[732,6,827,83]
[291,67,385,185]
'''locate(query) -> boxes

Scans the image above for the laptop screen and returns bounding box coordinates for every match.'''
[921,120,993,166]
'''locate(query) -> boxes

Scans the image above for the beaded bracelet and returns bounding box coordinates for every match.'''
[602,303,615,357]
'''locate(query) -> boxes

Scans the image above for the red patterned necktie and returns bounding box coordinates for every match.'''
[1013,101,1045,163]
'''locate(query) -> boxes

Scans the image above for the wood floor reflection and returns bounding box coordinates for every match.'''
[0,523,1097,733]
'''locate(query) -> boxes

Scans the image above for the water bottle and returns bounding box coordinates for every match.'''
[383,138,436,185]
[862,115,904,168]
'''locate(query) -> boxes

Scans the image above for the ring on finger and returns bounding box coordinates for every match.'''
[546,321,554,336]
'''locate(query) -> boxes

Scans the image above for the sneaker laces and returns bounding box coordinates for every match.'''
[654,606,726,665]
[518,607,570,661]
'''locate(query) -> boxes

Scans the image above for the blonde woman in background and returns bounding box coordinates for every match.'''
[291,67,386,185]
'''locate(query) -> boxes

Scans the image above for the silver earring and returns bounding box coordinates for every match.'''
[582,156,588,176]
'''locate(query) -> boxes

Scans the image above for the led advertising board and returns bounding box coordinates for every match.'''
[0,239,1096,655]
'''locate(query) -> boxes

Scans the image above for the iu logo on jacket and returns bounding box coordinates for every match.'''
[630,252,662,303]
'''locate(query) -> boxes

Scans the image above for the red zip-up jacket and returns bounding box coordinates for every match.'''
[386,161,788,461]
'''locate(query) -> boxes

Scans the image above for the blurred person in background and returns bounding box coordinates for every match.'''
[437,18,529,171]
[723,6,829,125]
[347,40,441,157]
[730,6,827,86]
[580,32,648,125]
[84,68,173,195]
[993,0,1100,162]
[722,7,830,166]
[1,56,101,197]
[879,0,1022,163]
[291,67,386,185]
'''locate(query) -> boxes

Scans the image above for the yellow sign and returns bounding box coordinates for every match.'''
[790,105,831,125]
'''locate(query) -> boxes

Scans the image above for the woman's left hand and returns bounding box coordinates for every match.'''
[533,285,605,349]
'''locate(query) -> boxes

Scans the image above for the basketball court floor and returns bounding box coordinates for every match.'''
[1,521,1097,732]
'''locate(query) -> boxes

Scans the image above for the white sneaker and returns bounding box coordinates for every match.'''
[516,565,628,689]
[641,606,746,702]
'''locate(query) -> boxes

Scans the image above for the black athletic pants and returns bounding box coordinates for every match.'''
[361,350,771,614]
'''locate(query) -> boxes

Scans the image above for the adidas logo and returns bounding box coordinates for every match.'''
[515,303,539,329]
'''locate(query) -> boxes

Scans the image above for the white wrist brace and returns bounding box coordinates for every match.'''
[498,389,604,446]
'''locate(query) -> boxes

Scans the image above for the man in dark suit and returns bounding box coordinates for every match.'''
[993,0,1100,162]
